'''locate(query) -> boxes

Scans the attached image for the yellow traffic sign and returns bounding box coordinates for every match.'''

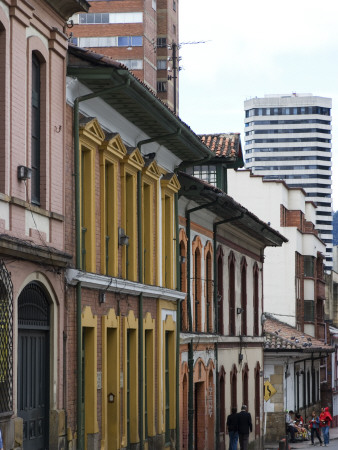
[264,380,277,401]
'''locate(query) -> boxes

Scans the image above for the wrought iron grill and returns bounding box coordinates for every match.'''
[0,260,13,413]
[18,282,49,328]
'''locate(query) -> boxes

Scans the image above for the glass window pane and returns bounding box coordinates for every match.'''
[86,13,95,23]
[132,36,143,46]
[118,36,130,47]
[102,13,109,23]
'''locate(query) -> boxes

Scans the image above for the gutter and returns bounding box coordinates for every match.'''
[73,80,129,449]
[115,69,214,160]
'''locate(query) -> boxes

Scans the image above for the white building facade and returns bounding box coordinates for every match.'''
[228,169,326,335]
[244,94,333,270]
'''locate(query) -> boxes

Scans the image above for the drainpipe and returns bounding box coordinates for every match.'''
[137,171,144,449]
[175,193,180,449]
[73,81,129,449]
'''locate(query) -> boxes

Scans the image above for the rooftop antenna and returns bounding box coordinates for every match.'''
[168,40,210,114]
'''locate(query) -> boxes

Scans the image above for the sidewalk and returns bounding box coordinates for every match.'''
[264,427,338,449]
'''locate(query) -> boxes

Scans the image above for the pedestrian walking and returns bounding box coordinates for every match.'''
[320,406,333,446]
[237,404,252,450]
[309,410,323,446]
[227,407,239,450]
[0,428,3,450]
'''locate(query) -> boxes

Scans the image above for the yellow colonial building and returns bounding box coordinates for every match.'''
[65,44,213,449]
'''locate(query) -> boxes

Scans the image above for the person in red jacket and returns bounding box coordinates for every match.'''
[319,406,333,446]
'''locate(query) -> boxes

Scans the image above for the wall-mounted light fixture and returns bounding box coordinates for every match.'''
[17,166,32,181]
[118,227,129,247]
[237,307,244,315]
[108,393,115,403]
[99,291,106,304]
[179,255,186,263]
[238,353,243,364]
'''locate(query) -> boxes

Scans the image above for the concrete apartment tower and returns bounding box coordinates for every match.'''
[70,0,179,112]
[244,94,333,270]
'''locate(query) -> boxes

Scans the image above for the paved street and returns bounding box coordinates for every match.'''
[264,427,338,449]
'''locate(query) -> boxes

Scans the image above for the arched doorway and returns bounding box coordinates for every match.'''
[17,282,50,449]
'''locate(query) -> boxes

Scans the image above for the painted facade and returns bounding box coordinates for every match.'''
[227,169,326,335]
[65,44,216,449]
[0,1,89,449]
[177,172,286,450]
[227,168,334,441]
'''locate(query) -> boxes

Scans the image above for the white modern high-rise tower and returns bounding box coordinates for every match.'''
[244,94,333,270]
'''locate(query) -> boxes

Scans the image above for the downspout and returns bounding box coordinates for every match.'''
[175,193,180,449]
[186,200,219,450]
[137,171,144,449]
[213,214,244,448]
[73,81,129,449]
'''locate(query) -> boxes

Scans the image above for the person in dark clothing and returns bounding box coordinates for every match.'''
[227,407,239,450]
[237,405,252,450]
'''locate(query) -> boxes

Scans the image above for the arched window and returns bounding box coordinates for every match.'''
[182,372,188,449]
[205,241,213,333]
[241,258,247,336]
[230,365,237,410]
[192,236,202,332]
[29,44,48,209]
[0,22,6,193]
[217,247,224,334]
[31,53,41,205]
[194,248,201,331]
[229,252,236,336]
[179,229,188,331]
[253,263,259,336]
[242,364,249,408]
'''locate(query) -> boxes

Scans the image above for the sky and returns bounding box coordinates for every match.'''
[178,0,338,211]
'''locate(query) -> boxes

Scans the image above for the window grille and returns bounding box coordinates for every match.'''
[157,37,167,48]
[157,81,167,92]
[18,282,49,328]
[0,260,13,413]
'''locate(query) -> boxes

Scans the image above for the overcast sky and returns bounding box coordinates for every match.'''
[178,0,338,211]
